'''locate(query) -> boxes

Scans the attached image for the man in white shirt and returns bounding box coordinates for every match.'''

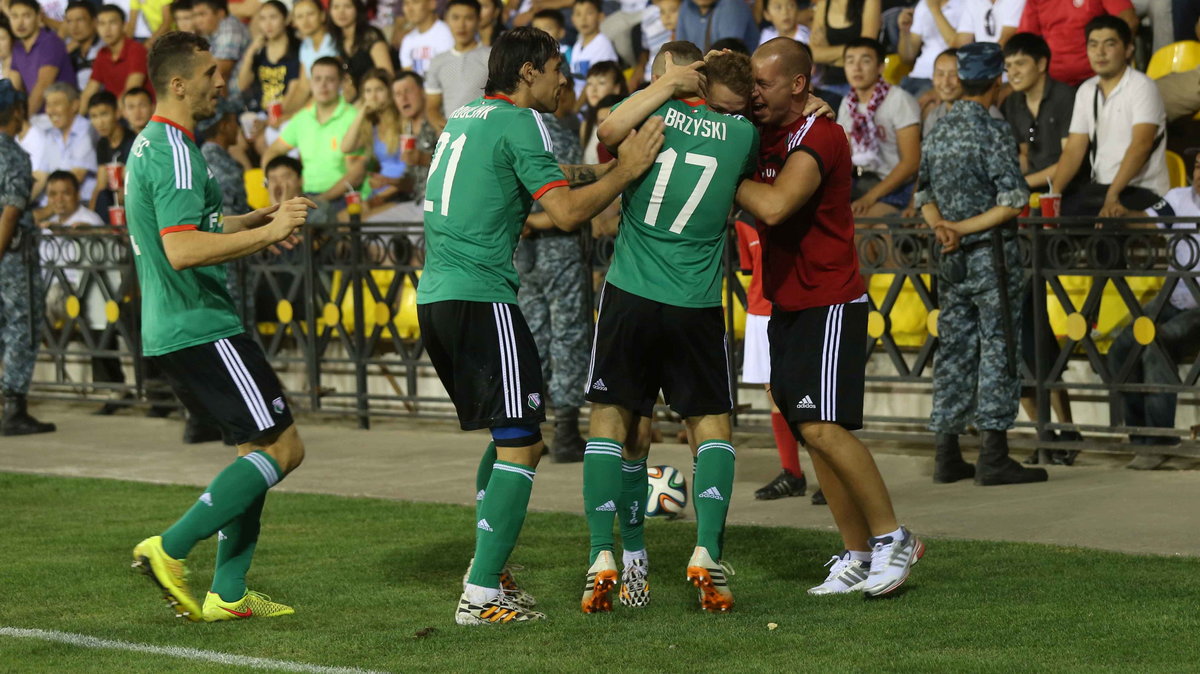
[37,170,104,321]
[1106,153,1200,469]
[399,0,454,76]
[1051,15,1168,218]
[953,0,1023,46]
[38,82,98,206]
[897,0,962,98]
[425,0,491,130]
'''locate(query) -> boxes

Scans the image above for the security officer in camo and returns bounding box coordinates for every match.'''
[915,42,1045,486]
[0,80,55,436]
[514,105,590,463]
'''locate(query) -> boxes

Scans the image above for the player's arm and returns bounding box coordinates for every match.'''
[734,150,822,226]
[161,197,316,270]
[538,117,665,231]
[596,60,703,149]
[558,162,614,186]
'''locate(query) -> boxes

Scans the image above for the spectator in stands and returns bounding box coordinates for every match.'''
[838,37,920,216]
[87,91,131,214]
[40,82,98,204]
[897,0,962,99]
[236,0,302,116]
[130,0,177,41]
[921,47,959,135]
[363,70,437,223]
[633,0,678,88]
[81,5,151,110]
[9,0,77,114]
[676,0,758,52]
[478,0,506,46]
[0,14,24,92]
[1052,15,1168,218]
[16,91,49,200]
[39,170,104,230]
[810,0,880,102]
[1106,155,1200,469]
[262,56,366,214]
[953,0,1023,47]
[170,0,196,33]
[199,102,251,216]
[266,154,305,206]
[599,0,647,69]
[531,9,568,53]
[192,0,250,86]
[999,33,1074,192]
[342,69,408,209]
[569,0,619,97]
[1018,0,1135,87]
[397,0,453,76]
[425,0,490,131]
[761,0,812,45]
[329,0,395,102]
[578,61,626,162]
[120,86,152,133]
[65,2,101,92]
[295,0,335,75]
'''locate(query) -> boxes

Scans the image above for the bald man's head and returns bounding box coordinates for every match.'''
[753,37,813,82]
[749,37,813,126]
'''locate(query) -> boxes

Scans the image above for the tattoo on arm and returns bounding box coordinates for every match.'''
[560,164,599,187]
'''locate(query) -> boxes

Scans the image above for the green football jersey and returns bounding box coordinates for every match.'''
[417,95,568,305]
[605,99,759,308]
[124,117,243,356]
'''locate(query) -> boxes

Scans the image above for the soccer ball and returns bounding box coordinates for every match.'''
[646,465,688,518]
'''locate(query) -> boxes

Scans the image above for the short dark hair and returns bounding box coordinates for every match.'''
[8,0,41,14]
[1085,14,1132,47]
[47,170,80,191]
[97,4,127,22]
[573,0,602,12]
[88,90,118,111]
[66,1,98,19]
[1003,32,1051,66]
[960,78,995,96]
[394,70,424,88]
[709,37,748,55]
[266,155,303,177]
[191,0,228,13]
[652,40,702,76]
[485,26,560,95]
[171,0,193,14]
[936,46,958,62]
[148,31,210,92]
[706,50,752,100]
[843,36,885,63]
[446,0,481,15]
[311,55,343,75]
[531,8,564,30]
[123,86,154,103]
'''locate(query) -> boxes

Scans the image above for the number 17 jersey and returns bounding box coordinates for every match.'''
[605,99,759,308]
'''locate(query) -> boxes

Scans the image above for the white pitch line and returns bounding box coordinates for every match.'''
[0,627,391,674]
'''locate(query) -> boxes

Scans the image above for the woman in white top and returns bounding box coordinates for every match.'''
[291,0,337,104]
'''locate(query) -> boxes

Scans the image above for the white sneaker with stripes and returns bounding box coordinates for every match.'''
[806,551,869,595]
[863,526,924,597]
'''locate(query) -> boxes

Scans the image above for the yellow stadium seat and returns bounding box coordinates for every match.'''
[882,53,913,86]
[868,274,930,347]
[724,274,749,340]
[1146,41,1200,80]
[1166,150,1187,188]
[245,168,269,210]
[393,272,421,340]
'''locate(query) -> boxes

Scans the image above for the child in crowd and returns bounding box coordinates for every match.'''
[169,0,194,33]
[578,61,626,163]
[569,0,618,97]
[121,87,152,134]
[760,0,811,45]
[635,0,678,87]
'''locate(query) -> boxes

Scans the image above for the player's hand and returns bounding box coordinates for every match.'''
[244,202,280,228]
[662,58,706,98]
[802,94,835,120]
[615,116,665,179]
[265,197,317,243]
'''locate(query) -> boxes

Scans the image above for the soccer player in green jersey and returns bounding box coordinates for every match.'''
[126,32,316,623]
[579,41,760,614]
[416,26,665,626]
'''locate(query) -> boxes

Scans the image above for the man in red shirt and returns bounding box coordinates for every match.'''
[81,5,151,110]
[735,38,922,598]
[1018,0,1136,86]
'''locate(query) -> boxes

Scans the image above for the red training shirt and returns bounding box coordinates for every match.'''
[734,219,771,316]
[755,113,865,312]
[91,38,153,99]
[1019,0,1133,87]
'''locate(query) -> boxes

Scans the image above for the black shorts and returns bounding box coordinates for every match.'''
[151,332,294,445]
[769,300,868,432]
[417,300,547,431]
[585,283,732,419]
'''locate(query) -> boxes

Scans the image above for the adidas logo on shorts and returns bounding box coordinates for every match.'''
[698,487,724,501]
[477,519,494,532]
[476,489,486,501]
[592,379,608,391]
[796,395,816,409]
[595,500,616,512]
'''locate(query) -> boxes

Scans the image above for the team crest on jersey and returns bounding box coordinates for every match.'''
[527,393,541,410]
[132,136,150,158]
[272,397,286,414]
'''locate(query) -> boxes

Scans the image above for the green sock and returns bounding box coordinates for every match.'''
[583,438,623,564]
[693,440,735,560]
[616,457,647,555]
[210,492,265,602]
[475,442,496,522]
[161,451,282,560]
[466,460,535,589]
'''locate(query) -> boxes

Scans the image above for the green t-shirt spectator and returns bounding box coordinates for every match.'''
[280,97,362,194]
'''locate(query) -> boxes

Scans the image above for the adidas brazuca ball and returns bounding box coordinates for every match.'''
[646,465,687,518]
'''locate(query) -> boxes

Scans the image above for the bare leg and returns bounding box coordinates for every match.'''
[799,421,898,537]
[806,448,870,551]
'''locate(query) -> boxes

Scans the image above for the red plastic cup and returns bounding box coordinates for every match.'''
[1041,193,1061,221]
[400,134,416,151]
[108,205,126,227]
[345,190,362,216]
[106,163,123,192]
[268,100,283,127]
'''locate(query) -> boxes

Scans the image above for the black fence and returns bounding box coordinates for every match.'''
[26,216,1200,459]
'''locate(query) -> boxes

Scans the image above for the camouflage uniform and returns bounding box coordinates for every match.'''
[0,130,40,396]
[515,112,589,410]
[915,100,1029,433]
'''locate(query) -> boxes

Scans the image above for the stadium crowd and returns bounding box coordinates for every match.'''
[1,0,1199,476]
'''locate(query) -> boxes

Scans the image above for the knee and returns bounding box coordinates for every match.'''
[266,427,305,474]
[798,422,841,453]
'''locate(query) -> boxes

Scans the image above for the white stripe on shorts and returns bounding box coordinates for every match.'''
[820,304,844,421]
[215,339,272,431]
[492,304,521,418]
[585,283,608,394]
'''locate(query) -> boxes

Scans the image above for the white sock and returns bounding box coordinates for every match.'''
[464,582,500,604]
[622,548,647,569]
[877,526,905,544]
[847,550,871,563]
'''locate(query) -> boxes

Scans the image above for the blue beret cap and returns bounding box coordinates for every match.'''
[957,41,1004,81]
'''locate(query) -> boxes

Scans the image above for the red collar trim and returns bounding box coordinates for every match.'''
[484,93,515,104]
[151,115,195,143]
[679,98,706,107]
